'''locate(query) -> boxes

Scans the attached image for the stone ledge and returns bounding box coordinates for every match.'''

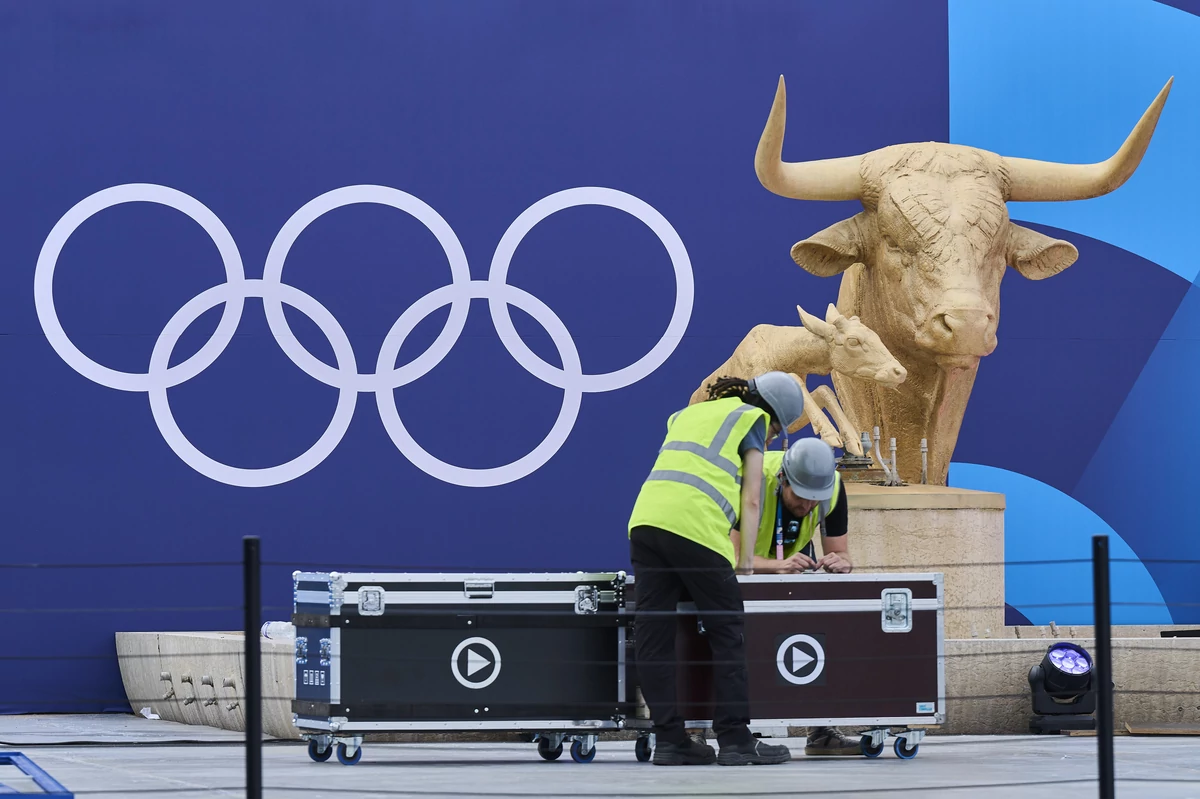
[846,483,1006,510]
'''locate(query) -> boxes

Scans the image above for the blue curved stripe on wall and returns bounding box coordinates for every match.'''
[949,0,1200,282]
[950,224,1187,495]
[1074,281,1200,624]
[949,463,1172,625]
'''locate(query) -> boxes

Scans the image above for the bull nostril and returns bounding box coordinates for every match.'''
[933,313,954,336]
[893,366,906,377]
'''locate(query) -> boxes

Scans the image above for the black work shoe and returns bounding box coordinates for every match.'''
[717,739,791,766]
[804,726,861,756]
[652,736,717,766]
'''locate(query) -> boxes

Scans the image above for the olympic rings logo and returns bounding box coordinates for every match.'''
[34,184,694,488]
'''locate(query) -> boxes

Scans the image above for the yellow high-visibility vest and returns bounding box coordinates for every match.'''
[628,397,770,566]
[755,450,842,559]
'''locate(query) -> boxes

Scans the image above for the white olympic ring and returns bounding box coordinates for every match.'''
[34,183,694,488]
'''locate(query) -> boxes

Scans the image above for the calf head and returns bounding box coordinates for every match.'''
[797,302,906,388]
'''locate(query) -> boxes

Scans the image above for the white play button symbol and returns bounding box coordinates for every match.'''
[466,647,490,677]
[776,634,825,685]
[451,636,502,689]
[790,646,814,672]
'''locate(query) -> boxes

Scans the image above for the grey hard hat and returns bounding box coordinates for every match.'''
[782,437,837,501]
[747,371,805,429]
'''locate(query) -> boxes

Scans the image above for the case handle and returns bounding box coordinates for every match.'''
[464,581,494,599]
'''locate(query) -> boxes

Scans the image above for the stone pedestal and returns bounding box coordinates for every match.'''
[838,484,1005,639]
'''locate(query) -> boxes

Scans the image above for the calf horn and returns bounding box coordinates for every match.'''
[1005,77,1173,202]
[755,75,863,201]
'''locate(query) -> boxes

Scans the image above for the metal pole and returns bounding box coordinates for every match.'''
[244,536,262,799]
[920,438,928,485]
[1092,535,1114,799]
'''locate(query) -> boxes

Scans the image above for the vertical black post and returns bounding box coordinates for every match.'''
[1092,535,1114,799]
[243,536,262,799]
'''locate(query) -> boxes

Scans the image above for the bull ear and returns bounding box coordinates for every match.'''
[1007,222,1078,280]
[797,304,835,340]
[790,213,866,277]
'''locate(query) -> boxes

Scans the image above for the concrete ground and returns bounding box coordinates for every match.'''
[1,718,1198,798]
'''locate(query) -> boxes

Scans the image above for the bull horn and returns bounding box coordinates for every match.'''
[1005,77,1173,202]
[755,75,863,201]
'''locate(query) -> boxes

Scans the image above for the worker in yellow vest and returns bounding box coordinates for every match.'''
[737,439,852,576]
[628,371,805,767]
[735,438,862,756]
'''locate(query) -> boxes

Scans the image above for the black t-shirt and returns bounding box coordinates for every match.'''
[779,479,848,558]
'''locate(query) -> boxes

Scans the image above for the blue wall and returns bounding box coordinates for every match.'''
[0,1,1193,713]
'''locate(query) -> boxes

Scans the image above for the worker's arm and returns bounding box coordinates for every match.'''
[816,530,852,573]
[735,448,764,574]
[752,553,816,573]
[815,481,852,573]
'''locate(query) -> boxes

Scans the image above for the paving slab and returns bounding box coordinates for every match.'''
[0,714,252,745]
[10,734,1200,798]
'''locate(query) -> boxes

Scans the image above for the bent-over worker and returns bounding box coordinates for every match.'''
[733,437,861,756]
[628,372,805,767]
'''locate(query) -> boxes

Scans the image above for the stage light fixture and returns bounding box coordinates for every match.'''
[1028,641,1097,734]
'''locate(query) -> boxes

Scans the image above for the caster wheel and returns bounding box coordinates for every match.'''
[336,743,363,765]
[634,736,652,763]
[893,738,919,760]
[860,735,884,758]
[537,737,563,761]
[570,739,596,763]
[307,739,332,762]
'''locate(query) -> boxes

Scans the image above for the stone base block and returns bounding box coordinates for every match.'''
[843,484,1005,639]
[941,636,1200,734]
[116,632,300,740]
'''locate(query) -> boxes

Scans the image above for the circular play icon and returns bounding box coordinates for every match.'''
[451,636,502,689]
[775,634,825,686]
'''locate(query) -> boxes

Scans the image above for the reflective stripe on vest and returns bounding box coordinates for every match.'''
[657,403,757,484]
[645,469,737,524]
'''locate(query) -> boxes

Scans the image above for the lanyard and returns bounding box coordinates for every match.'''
[774,483,784,561]
[774,424,790,561]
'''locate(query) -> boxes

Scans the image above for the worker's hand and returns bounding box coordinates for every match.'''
[817,552,853,574]
[779,552,818,573]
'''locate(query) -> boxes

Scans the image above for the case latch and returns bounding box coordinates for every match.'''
[574,585,600,615]
[464,580,494,599]
[295,637,309,665]
[881,588,913,633]
[358,586,386,616]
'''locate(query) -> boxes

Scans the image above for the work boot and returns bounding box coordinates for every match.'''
[804,726,861,756]
[717,738,791,766]
[652,735,716,766]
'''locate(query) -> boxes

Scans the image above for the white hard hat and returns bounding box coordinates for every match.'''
[782,438,837,501]
[747,371,804,429]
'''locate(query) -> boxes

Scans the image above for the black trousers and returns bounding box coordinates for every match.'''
[630,525,753,748]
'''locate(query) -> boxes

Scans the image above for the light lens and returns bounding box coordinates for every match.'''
[1047,644,1091,676]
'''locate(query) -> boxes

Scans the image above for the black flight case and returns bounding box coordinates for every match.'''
[290,570,944,764]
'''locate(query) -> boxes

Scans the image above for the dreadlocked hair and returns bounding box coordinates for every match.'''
[704,376,776,420]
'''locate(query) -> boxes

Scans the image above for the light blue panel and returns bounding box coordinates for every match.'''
[950,462,1172,625]
[949,0,1200,281]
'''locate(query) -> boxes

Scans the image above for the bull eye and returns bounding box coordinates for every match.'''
[847,337,861,348]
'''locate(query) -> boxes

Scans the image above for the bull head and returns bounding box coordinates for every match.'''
[753,75,1172,482]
